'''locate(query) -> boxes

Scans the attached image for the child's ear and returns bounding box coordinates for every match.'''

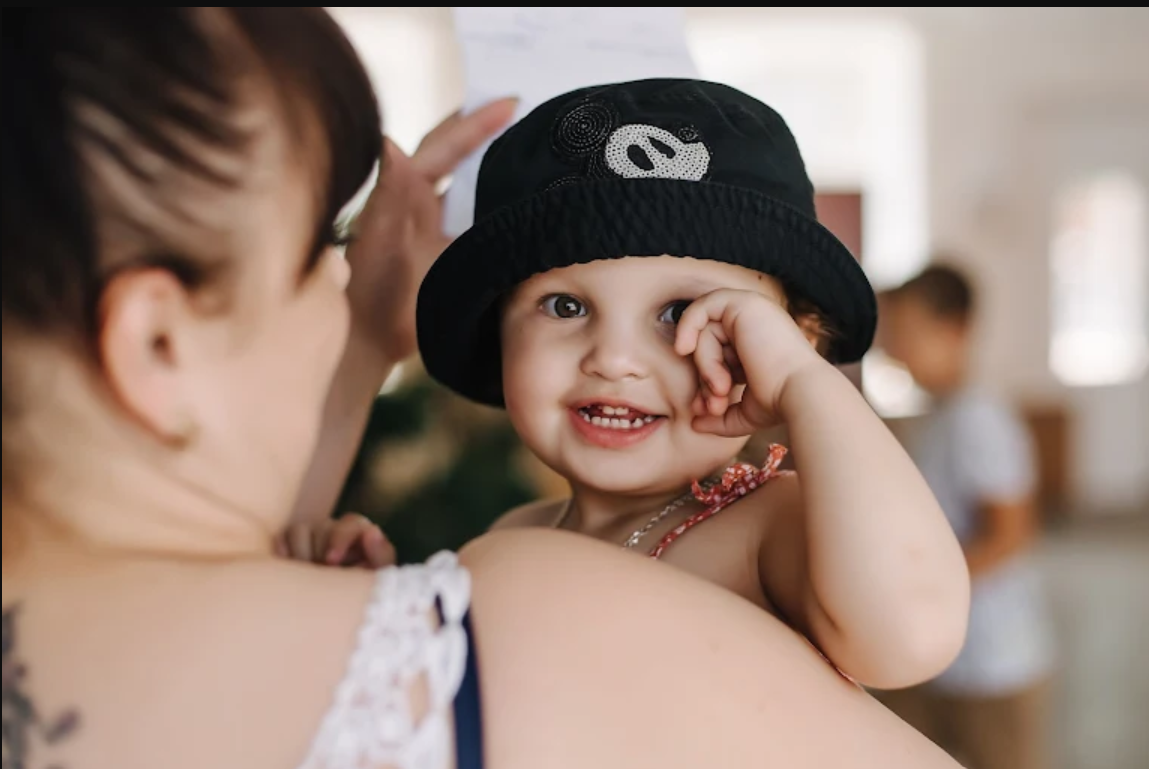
[793,312,825,351]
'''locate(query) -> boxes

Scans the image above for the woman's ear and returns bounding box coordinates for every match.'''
[98,268,200,447]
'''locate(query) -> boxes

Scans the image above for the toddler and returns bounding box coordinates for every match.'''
[299,79,971,690]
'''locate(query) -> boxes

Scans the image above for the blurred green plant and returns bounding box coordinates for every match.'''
[335,366,539,564]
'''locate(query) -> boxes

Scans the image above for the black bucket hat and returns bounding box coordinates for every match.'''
[417,77,876,407]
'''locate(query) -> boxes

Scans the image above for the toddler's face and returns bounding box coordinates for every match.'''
[499,256,785,497]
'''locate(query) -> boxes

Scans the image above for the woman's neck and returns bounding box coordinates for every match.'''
[7,451,278,570]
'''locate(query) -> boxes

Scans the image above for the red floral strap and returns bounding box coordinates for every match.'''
[646,442,861,688]
[646,444,790,560]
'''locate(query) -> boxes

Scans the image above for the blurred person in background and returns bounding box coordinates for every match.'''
[876,262,1057,769]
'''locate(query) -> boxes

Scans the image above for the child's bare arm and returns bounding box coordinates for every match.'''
[677,289,969,689]
[763,362,968,688]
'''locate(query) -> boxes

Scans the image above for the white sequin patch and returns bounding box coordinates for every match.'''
[603,123,710,182]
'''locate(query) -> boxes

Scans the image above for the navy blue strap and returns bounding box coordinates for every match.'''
[452,610,485,769]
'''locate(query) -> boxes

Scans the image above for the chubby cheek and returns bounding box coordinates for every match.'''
[501,335,563,447]
[668,363,749,458]
[661,350,708,416]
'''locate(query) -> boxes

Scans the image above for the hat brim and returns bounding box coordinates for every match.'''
[416,177,876,407]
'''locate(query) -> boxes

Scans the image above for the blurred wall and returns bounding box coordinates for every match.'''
[329,6,1149,516]
[914,7,1149,514]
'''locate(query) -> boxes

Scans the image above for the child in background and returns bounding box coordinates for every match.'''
[874,263,1056,769]
[407,78,970,690]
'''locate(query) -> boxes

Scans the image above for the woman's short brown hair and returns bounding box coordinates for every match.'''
[1,8,382,484]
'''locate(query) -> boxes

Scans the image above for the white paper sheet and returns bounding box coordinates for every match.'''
[443,6,698,236]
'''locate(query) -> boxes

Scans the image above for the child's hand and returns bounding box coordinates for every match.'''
[674,288,826,436]
[275,513,396,568]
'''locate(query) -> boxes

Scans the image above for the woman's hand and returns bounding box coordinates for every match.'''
[291,98,517,526]
[345,98,518,363]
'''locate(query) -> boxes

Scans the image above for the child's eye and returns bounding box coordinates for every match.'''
[540,294,587,319]
[658,300,691,325]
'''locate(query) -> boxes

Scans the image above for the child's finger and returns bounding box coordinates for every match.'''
[362,528,397,568]
[692,403,759,438]
[723,344,747,385]
[694,327,733,417]
[674,289,737,357]
[325,515,370,565]
[285,524,316,562]
[694,379,718,418]
[673,299,715,357]
[691,388,708,417]
[693,326,732,398]
[710,393,731,417]
[702,381,729,417]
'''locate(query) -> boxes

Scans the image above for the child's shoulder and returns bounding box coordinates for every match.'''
[722,463,802,524]
[488,497,568,532]
[706,446,800,517]
[690,460,803,551]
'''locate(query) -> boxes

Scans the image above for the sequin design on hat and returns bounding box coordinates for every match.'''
[603,123,709,181]
[551,100,619,158]
[545,97,710,192]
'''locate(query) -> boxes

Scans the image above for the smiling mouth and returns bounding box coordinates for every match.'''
[575,403,661,430]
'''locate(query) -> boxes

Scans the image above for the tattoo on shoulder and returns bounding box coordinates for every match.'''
[3,604,81,769]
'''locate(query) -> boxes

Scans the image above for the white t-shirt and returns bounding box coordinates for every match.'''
[907,388,1057,696]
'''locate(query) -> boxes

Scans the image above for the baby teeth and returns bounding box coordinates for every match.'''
[580,412,657,430]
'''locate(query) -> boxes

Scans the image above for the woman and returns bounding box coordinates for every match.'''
[1,9,961,769]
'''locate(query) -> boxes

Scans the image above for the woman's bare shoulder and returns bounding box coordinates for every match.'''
[486,498,566,531]
[6,558,432,769]
[459,528,963,769]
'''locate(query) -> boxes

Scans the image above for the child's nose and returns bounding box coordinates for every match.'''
[579,323,650,382]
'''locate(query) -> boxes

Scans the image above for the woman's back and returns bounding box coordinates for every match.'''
[6,549,381,769]
[7,529,960,769]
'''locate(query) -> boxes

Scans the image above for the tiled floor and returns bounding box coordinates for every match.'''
[1036,515,1149,769]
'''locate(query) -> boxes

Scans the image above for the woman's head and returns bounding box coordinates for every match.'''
[2,9,380,548]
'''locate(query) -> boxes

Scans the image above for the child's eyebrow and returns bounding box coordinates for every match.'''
[658,278,724,297]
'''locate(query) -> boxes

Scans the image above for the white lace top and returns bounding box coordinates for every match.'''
[295,551,474,769]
